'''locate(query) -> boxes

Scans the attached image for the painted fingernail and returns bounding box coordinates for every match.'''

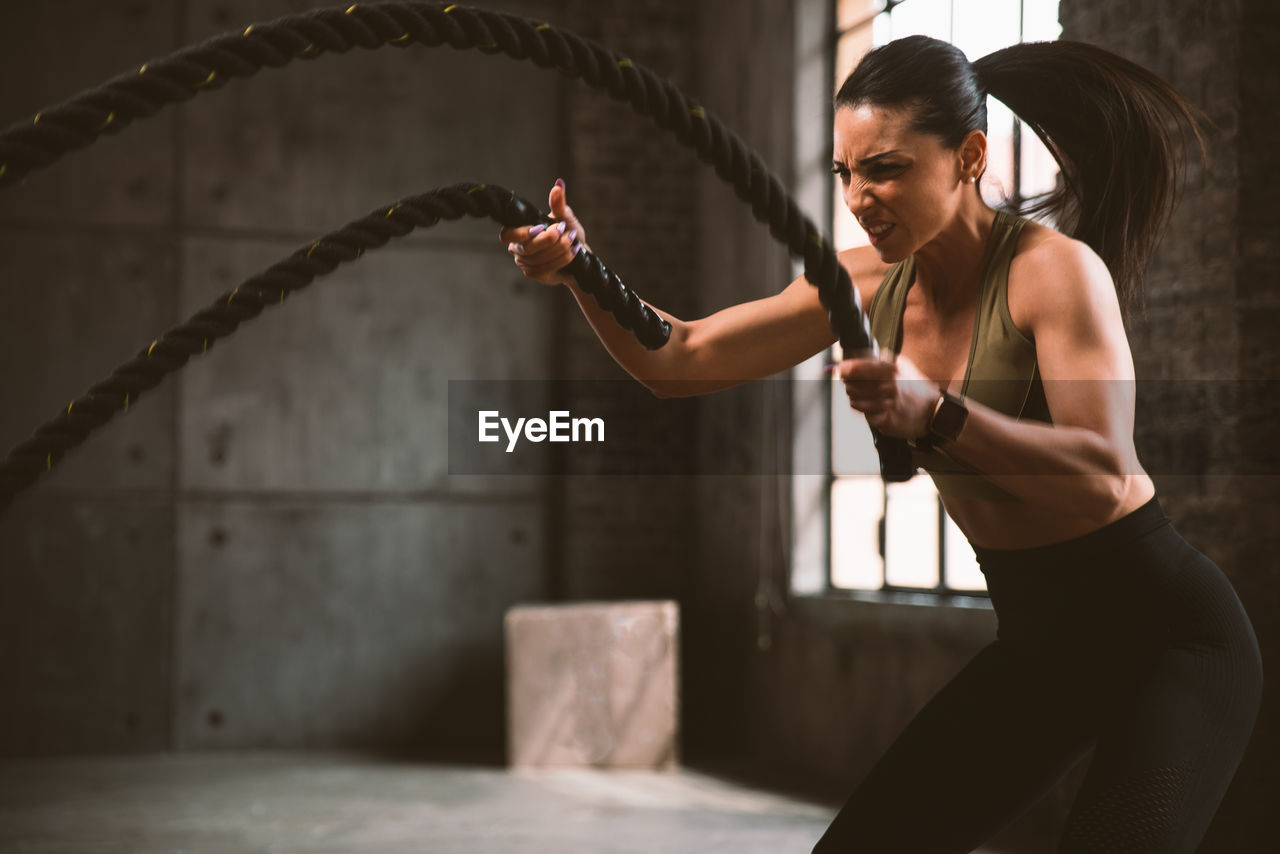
[528,223,547,237]
[822,363,839,373]
[571,241,584,255]
[555,178,565,190]
[566,229,578,243]
[557,221,567,234]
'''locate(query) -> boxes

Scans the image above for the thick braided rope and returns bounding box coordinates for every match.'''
[0,183,665,508]
[0,1,914,485]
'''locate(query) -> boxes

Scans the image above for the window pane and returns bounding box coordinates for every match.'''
[888,0,952,41]
[836,25,875,85]
[872,9,892,45]
[952,0,1020,60]
[1021,0,1063,42]
[943,512,987,591]
[884,477,940,588]
[1019,120,1060,202]
[838,0,888,32]
[831,476,885,589]
[982,98,1017,206]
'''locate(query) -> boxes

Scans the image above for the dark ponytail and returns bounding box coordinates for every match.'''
[837,37,1203,318]
[973,41,1202,316]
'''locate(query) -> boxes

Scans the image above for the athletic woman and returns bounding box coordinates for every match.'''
[500,36,1262,854]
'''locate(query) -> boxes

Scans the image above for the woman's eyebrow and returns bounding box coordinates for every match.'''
[856,149,905,166]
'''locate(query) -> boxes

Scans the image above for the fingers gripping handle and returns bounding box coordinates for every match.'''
[500,192,670,350]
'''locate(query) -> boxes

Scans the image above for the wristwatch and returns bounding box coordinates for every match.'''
[913,390,968,450]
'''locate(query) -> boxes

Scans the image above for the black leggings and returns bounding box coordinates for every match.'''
[813,496,1263,853]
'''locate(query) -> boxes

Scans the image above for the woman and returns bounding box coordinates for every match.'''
[500,36,1261,853]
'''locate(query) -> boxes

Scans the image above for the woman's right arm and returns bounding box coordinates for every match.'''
[500,182,882,398]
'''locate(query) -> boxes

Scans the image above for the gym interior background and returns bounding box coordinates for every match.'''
[0,0,1274,851]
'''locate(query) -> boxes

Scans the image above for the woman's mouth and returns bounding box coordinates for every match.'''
[865,222,895,246]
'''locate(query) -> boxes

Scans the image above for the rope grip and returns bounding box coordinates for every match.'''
[506,194,670,350]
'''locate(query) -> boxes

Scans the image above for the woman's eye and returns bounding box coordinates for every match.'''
[869,163,904,178]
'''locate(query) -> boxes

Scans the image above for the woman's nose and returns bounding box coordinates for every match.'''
[846,183,874,217]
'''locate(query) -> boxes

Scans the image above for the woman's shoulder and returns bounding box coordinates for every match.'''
[837,245,895,313]
[1010,218,1105,273]
[1008,217,1118,333]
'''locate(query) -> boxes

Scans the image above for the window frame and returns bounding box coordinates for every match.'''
[813,0,1060,601]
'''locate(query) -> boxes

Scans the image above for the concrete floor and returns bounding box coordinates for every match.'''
[0,753,838,853]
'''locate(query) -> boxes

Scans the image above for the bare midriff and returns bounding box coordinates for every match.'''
[941,472,1156,550]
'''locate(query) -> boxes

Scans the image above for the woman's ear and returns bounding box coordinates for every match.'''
[959,128,988,182]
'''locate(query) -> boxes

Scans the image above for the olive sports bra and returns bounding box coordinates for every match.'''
[866,210,1051,501]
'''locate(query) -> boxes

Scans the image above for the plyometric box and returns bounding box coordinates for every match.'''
[505,600,679,768]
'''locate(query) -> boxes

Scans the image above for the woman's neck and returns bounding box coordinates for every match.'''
[911,200,998,316]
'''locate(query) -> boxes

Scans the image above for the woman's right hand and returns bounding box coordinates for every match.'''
[499,179,590,287]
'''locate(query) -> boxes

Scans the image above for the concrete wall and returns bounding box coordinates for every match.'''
[0,0,564,759]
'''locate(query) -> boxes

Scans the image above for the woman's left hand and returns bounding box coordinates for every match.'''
[832,352,940,439]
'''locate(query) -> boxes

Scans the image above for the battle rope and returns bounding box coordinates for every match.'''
[0,184,665,508]
[0,1,914,502]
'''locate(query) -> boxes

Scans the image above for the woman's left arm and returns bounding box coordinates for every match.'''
[838,237,1144,523]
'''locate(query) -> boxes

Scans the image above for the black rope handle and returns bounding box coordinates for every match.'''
[0,1,914,483]
[0,184,666,508]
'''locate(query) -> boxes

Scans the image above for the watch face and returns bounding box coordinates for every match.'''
[932,395,968,441]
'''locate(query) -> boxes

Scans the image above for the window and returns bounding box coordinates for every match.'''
[826,0,1061,596]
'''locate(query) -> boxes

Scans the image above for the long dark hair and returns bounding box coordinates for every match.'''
[835,36,1203,317]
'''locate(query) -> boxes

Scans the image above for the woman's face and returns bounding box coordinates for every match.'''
[832,103,975,263]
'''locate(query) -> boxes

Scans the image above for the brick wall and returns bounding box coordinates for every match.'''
[1060,1,1277,850]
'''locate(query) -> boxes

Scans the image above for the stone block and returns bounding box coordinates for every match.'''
[505,600,679,768]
